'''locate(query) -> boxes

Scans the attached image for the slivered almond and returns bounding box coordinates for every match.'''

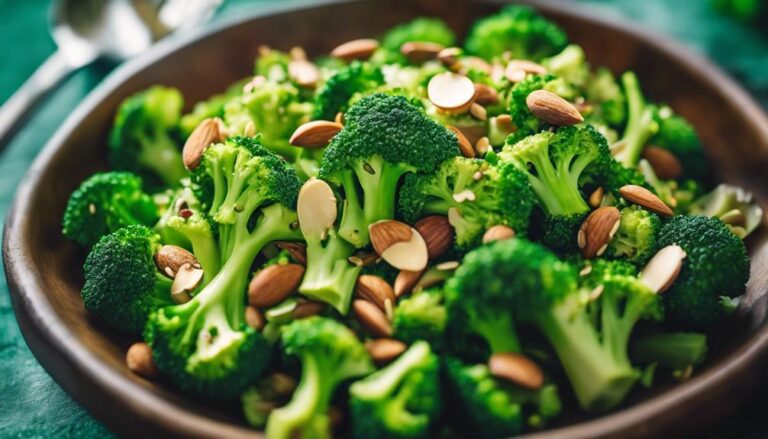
[579,207,621,259]
[475,136,492,156]
[290,121,343,148]
[401,41,444,63]
[428,72,476,113]
[298,178,338,236]
[494,114,514,132]
[526,90,584,126]
[446,125,476,158]
[414,215,453,260]
[589,187,605,208]
[171,264,203,304]
[394,269,425,297]
[642,146,683,180]
[334,112,344,125]
[245,306,266,330]
[126,342,157,378]
[619,185,674,217]
[248,264,304,308]
[366,339,407,364]
[369,220,412,255]
[348,250,380,267]
[482,225,516,244]
[489,353,544,390]
[640,245,686,294]
[474,83,499,106]
[155,245,199,278]
[437,47,462,68]
[331,38,379,61]
[379,227,429,271]
[183,118,224,169]
[353,300,392,337]
[356,275,396,311]
[275,241,307,266]
[288,59,321,89]
[469,103,487,121]
[460,56,492,75]
[505,60,547,81]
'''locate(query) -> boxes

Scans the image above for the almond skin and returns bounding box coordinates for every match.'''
[126,342,158,378]
[366,338,407,364]
[414,215,454,260]
[356,275,396,311]
[369,220,413,256]
[482,225,516,244]
[289,121,343,148]
[244,306,266,330]
[526,90,584,126]
[155,245,199,278]
[353,299,393,337]
[619,185,674,217]
[642,146,683,180]
[274,241,307,266]
[437,47,463,68]
[474,83,499,106]
[589,187,605,208]
[248,264,305,308]
[446,125,476,158]
[183,118,224,169]
[401,41,444,63]
[488,352,544,390]
[331,38,379,61]
[393,269,425,297]
[579,207,621,259]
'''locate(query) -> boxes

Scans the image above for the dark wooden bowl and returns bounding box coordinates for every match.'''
[4,0,768,437]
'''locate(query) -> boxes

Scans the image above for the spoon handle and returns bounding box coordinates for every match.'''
[0,50,76,150]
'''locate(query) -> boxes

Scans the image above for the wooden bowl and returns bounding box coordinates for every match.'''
[4,0,768,437]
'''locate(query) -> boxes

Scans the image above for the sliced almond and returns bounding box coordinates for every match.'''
[436,261,460,271]
[366,338,407,364]
[369,220,412,255]
[495,114,514,132]
[155,245,199,278]
[579,207,621,259]
[469,103,487,121]
[506,59,547,76]
[436,47,462,68]
[475,136,492,156]
[379,227,429,272]
[248,264,304,308]
[482,225,516,244]
[589,187,605,209]
[126,342,157,378]
[275,241,307,266]
[640,245,687,294]
[356,275,396,311]
[488,353,544,390]
[334,111,344,125]
[171,263,203,303]
[400,41,444,63]
[353,299,392,337]
[245,306,266,330]
[289,121,343,148]
[642,146,683,180]
[183,118,224,169]
[459,56,492,75]
[428,72,476,113]
[526,90,584,126]
[394,269,425,297]
[293,299,326,319]
[446,125,476,158]
[619,185,674,217]
[412,267,450,292]
[289,46,307,60]
[298,178,338,236]
[414,215,454,260]
[331,38,379,61]
[348,250,380,267]
[242,121,256,137]
[288,59,321,89]
[474,84,499,106]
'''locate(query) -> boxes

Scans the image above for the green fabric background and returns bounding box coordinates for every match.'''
[0,0,766,437]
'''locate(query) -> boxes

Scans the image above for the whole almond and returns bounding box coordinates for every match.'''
[183,118,224,169]
[353,299,392,337]
[248,264,304,308]
[526,90,584,126]
[619,185,674,217]
[171,264,204,304]
[642,146,683,180]
[289,121,343,148]
[474,83,499,106]
[488,352,544,390]
[482,225,516,244]
[640,245,687,294]
[288,59,321,89]
[589,187,605,208]
[356,275,396,311]
[428,72,476,113]
[414,215,454,260]
[331,38,379,61]
[275,241,307,266]
[155,245,199,278]
[446,125,476,158]
[366,338,407,364]
[370,220,412,255]
[436,47,462,68]
[245,306,266,330]
[579,206,621,259]
[394,269,425,297]
[401,41,444,63]
[126,342,157,378]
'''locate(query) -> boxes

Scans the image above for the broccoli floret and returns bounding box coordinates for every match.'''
[180,82,244,136]
[656,215,750,329]
[606,205,661,266]
[630,331,708,370]
[612,72,659,168]
[507,74,577,142]
[319,93,459,247]
[373,17,456,65]
[464,5,568,62]
[543,44,589,89]
[349,341,441,439]
[62,172,159,247]
[448,239,661,411]
[393,289,447,350]
[108,86,188,188]
[445,358,561,437]
[82,225,173,334]
[650,106,708,181]
[242,373,297,428]
[266,316,373,439]
[313,61,384,121]
[585,67,627,127]
[399,157,535,248]
[255,46,292,82]
[163,191,221,282]
[690,184,764,238]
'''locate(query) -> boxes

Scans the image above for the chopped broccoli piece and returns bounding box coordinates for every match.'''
[650,106,708,181]
[612,72,659,168]
[606,205,661,266]
[393,289,447,350]
[313,61,384,121]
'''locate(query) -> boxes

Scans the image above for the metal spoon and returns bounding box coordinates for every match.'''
[0,0,222,148]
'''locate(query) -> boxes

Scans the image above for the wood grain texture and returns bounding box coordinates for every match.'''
[3,0,768,438]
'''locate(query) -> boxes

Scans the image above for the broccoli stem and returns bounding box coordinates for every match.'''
[299,232,362,314]
[138,132,188,186]
[630,332,707,370]
[472,313,522,354]
[614,72,658,168]
[525,140,589,216]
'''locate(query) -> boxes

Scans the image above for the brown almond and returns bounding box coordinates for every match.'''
[469,103,487,121]
[494,114,514,132]
[589,187,605,208]
[446,125,476,158]
[366,338,407,364]
[579,207,621,259]
[639,245,687,294]
[488,353,544,390]
[482,225,516,244]
[401,41,444,63]
[428,72,476,113]
[526,90,584,126]
[356,275,396,311]
[331,38,379,61]
[369,220,413,255]
[436,47,462,68]
[288,59,321,89]
[619,185,674,217]
[171,264,203,304]
[414,215,454,260]
[183,118,224,169]
[126,342,157,378]
[379,227,429,272]
[505,59,547,83]
[155,245,199,278]
[248,264,305,308]
[293,299,326,319]
[353,299,392,337]
[348,250,380,267]
[275,241,307,266]
[474,83,499,106]
[394,269,425,297]
[642,146,683,180]
[245,306,266,331]
[289,120,343,148]
[459,56,492,75]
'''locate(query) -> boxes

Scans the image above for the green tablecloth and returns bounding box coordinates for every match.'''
[0,0,766,437]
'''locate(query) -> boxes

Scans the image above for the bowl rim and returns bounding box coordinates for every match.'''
[4,0,768,437]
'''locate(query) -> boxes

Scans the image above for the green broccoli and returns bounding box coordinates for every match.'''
[543,44,589,89]
[399,157,535,248]
[62,172,159,247]
[630,331,708,370]
[318,93,459,247]
[349,341,442,439]
[82,225,173,334]
[162,190,221,282]
[180,82,244,136]
[651,106,708,181]
[464,5,568,62]
[612,71,659,168]
[373,17,456,65]
[108,86,188,188]
[242,373,297,428]
[255,46,292,82]
[606,205,661,266]
[313,61,384,121]
[655,215,750,329]
[266,316,373,439]
[393,289,447,350]
[586,67,627,127]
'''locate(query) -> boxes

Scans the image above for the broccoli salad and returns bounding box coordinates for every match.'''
[62,5,763,438]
